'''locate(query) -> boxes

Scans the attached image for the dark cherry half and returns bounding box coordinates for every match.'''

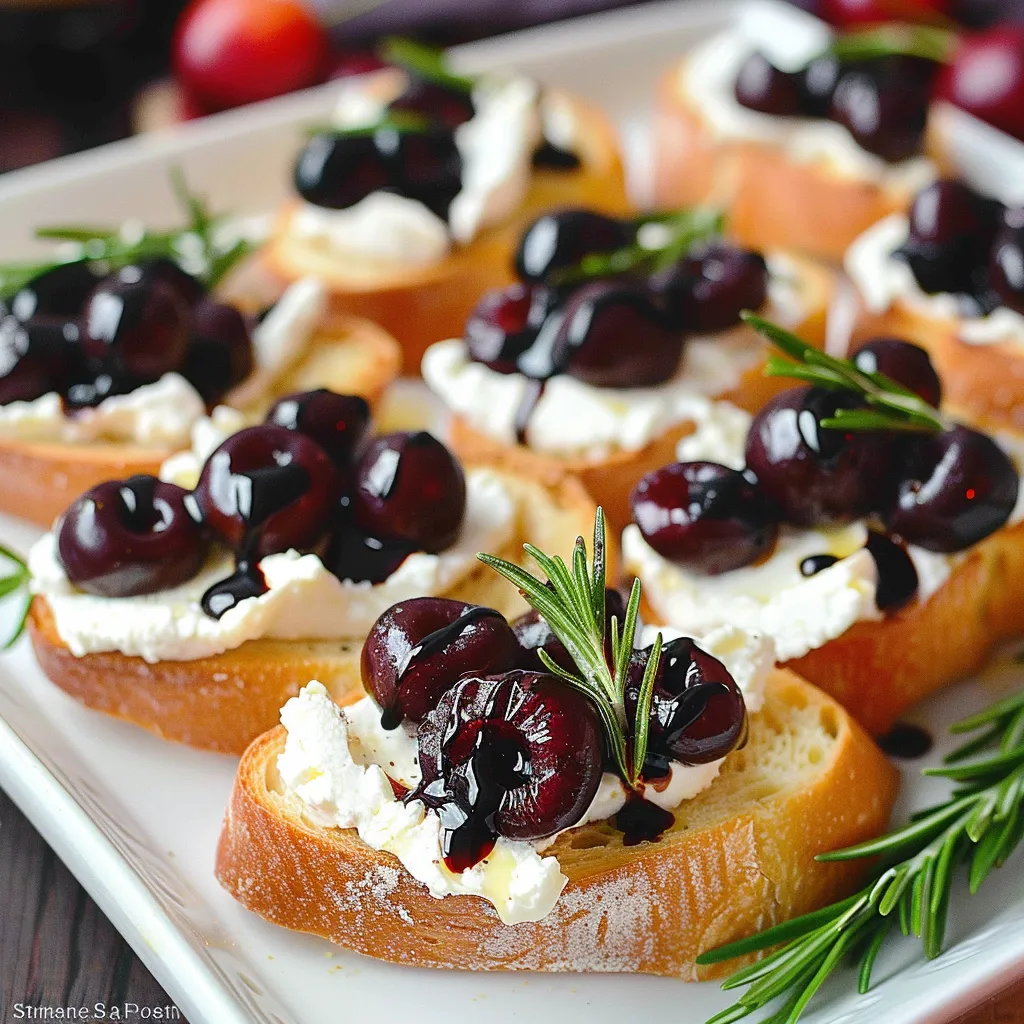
[141,257,207,307]
[80,265,191,382]
[267,389,371,468]
[852,337,943,407]
[9,262,104,322]
[734,52,804,116]
[464,283,551,374]
[388,78,475,130]
[352,431,466,552]
[514,209,630,285]
[625,638,747,775]
[193,423,339,558]
[0,315,78,404]
[631,462,780,575]
[361,597,520,726]
[413,671,604,869]
[653,242,769,334]
[184,298,255,405]
[886,424,1019,552]
[57,476,208,598]
[989,206,1024,315]
[745,386,895,526]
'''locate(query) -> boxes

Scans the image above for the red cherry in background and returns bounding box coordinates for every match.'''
[173,0,329,112]
[819,0,949,25]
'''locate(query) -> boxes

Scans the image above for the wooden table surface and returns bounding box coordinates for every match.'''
[0,783,1018,1024]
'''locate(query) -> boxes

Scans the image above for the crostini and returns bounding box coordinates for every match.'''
[27,390,602,753]
[421,205,832,530]
[262,44,630,370]
[623,328,1024,736]
[215,518,896,976]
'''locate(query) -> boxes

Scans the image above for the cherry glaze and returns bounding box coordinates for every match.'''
[614,794,676,846]
[865,530,919,611]
[323,530,413,587]
[57,476,208,598]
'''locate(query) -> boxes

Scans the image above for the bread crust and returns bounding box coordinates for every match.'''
[443,255,833,533]
[651,64,920,263]
[262,91,630,372]
[28,471,605,753]
[214,669,897,978]
[0,314,401,528]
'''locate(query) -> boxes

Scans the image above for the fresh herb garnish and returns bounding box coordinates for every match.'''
[479,507,662,789]
[830,23,958,65]
[380,36,476,95]
[0,167,255,301]
[551,207,725,287]
[306,109,432,139]
[743,312,948,434]
[0,544,30,649]
[698,686,1024,1023]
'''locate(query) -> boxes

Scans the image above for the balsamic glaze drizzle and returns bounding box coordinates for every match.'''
[878,723,933,759]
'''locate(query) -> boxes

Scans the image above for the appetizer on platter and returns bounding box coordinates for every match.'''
[27,390,599,752]
[422,205,832,530]
[216,513,896,975]
[624,319,1024,736]
[263,40,630,370]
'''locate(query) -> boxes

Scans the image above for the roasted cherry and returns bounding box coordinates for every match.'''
[852,337,943,407]
[745,386,895,526]
[389,78,475,129]
[631,462,780,574]
[352,431,466,552]
[183,297,255,404]
[9,262,103,322]
[391,128,464,219]
[193,423,339,557]
[141,257,206,307]
[57,476,208,598]
[886,424,1018,552]
[625,638,747,774]
[267,389,371,468]
[989,206,1024,315]
[514,209,631,285]
[734,52,804,116]
[361,597,519,726]
[0,315,78,404]
[464,283,550,374]
[654,242,769,333]
[799,53,842,118]
[80,266,191,382]
[413,671,604,869]
[897,179,1003,300]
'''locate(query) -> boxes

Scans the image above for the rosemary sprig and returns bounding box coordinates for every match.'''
[743,312,948,434]
[551,207,725,287]
[830,23,958,64]
[478,508,661,790]
[379,36,476,94]
[0,168,255,300]
[698,687,1024,1024]
[0,544,30,649]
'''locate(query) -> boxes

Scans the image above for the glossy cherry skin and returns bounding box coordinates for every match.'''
[414,671,604,862]
[631,462,780,574]
[0,315,78,404]
[898,179,1003,299]
[266,389,371,468]
[193,424,339,558]
[362,598,519,725]
[821,0,950,24]
[80,266,191,382]
[734,52,804,115]
[654,242,769,333]
[937,25,1024,143]
[57,476,208,598]
[353,431,466,552]
[522,280,683,388]
[989,206,1024,315]
[886,424,1019,552]
[464,283,551,374]
[745,386,896,526]
[9,262,104,322]
[183,297,255,405]
[852,337,943,407]
[389,78,475,130]
[514,209,631,285]
[799,53,842,118]
[625,638,747,773]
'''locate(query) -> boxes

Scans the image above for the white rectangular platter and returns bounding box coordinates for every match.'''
[2,3,1024,1022]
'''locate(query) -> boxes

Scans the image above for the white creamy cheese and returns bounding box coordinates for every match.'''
[278,627,775,922]
[682,16,934,189]
[846,213,1024,348]
[0,373,205,448]
[30,468,517,662]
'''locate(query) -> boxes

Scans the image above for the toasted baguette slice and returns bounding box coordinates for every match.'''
[444,254,833,532]
[215,669,897,977]
[28,472,604,754]
[262,90,630,373]
[0,313,401,528]
[652,62,938,263]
